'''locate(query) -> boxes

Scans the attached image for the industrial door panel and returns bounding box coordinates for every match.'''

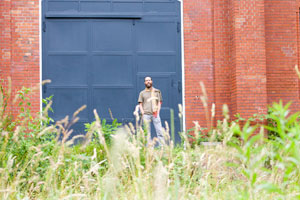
[136,22,176,52]
[46,55,88,85]
[113,3,143,12]
[48,1,78,12]
[135,19,181,141]
[47,21,88,52]
[137,55,176,73]
[144,2,176,13]
[44,19,89,135]
[91,56,134,85]
[91,20,135,124]
[92,21,133,52]
[92,88,135,123]
[43,0,182,140]
[48,88,89,122]
[80,2,110,12]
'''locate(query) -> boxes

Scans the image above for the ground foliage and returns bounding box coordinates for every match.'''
[1,83,300,199]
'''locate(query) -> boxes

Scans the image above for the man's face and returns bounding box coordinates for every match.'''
[144,77,152,88]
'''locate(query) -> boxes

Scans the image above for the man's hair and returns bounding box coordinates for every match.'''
[144,76,152,81]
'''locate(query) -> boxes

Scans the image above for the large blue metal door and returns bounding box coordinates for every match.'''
[42,0,182,141]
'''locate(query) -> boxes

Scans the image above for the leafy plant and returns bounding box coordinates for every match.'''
[84,118,122,146]
[0,78,14,132]
[2,80,300,199]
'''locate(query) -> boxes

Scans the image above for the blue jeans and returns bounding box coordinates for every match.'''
[143,114,165,145]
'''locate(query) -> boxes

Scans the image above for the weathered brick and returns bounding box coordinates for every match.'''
[1,0,300,130]
[0,0,40,118]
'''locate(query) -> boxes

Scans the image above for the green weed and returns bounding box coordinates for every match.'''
[0,80,300,199]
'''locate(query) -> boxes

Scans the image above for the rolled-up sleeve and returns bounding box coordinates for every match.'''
[138,92,143,103]
[158,90,163,102]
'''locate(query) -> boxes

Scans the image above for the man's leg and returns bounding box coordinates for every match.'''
[153,116,165,145]
[143,114,152,144]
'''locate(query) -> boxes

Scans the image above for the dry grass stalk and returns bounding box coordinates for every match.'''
[0,81,298,199]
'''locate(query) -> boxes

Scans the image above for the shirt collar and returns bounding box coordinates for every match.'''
[145,87,156,92]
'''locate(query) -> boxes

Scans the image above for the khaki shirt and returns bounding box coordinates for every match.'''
[138,87,163,115]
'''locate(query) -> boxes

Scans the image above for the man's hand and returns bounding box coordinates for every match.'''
[153,101,161,118]
[139,103,144,116]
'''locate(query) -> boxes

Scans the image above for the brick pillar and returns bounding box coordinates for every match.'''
[213,0,231,121]
[0,0,12,86]
[229,0,268,118]
[10,0,40,114]
[265,0,300,112]
[183,0,215,129]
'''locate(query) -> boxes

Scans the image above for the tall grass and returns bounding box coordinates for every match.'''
[1,80,300,199]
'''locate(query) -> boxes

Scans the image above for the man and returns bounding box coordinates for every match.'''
[138,76,165,145]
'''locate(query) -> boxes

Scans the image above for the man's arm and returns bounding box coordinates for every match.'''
[139,102,144,115]
[153,101,162,118]
[157,101,162,116]
[138,92,144,115]
[156,90,163,117]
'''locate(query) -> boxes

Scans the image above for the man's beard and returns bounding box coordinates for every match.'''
[145,83,152,88]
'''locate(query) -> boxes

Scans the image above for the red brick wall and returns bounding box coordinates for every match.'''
[0,0,12,105]
[183,0,215,129]
[0,0,40,115]
[213,0,231,121]
[265,0,300,112]
[183,0,300,129]
[1,0,300,129]
[230,0,268,118]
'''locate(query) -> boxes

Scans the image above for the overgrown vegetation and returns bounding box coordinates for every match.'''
[1,79,300,199]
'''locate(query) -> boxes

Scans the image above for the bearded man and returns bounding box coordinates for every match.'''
[138,76,165,145]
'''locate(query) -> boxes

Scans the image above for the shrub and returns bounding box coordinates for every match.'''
[1,80,300,199]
